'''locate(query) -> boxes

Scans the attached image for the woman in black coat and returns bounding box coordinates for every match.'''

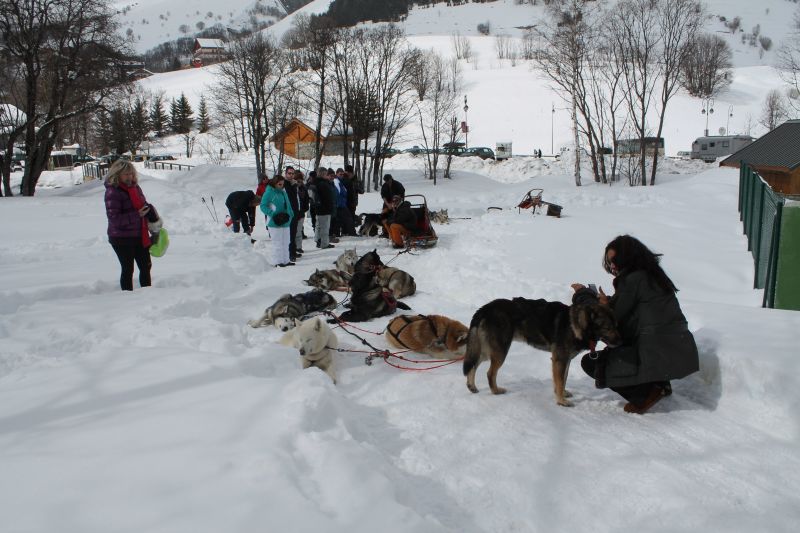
[576,235,699,414]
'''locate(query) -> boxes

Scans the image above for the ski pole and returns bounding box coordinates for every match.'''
[201,197,216,221]
[210,196,219,222]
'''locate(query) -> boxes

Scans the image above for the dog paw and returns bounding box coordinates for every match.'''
[467,384,479,393]
[557,398,574,407]
[563,390,573,398]
[491,387,507,395]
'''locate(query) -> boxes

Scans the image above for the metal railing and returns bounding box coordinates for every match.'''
[738,164,784,307]
[144,160,194,171]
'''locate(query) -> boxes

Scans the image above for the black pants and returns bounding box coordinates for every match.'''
[580,353,669,405]
[111,241,151,291]
[289,216,298,259]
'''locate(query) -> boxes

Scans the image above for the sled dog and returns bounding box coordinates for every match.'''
[357,213,383,237]
[305,269,351,291]
[463,294,620,406]
[248,289,338,328]
[334,248,359,275]
[430,209,449,224]
[385,314,469,359]
[280,316,339,383]
[337,250,409,322]
[376,267,416,299]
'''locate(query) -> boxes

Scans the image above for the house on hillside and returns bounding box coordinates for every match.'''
[270,118,349,159]
[192,38,227,67]
[720,120,800,195]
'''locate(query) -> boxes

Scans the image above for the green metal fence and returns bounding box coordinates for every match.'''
[738,164,784,307]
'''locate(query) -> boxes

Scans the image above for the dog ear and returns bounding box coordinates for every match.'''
[455,331,469,345]
[570,306,590,340]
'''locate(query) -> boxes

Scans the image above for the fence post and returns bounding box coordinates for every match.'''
[763,202,784,308]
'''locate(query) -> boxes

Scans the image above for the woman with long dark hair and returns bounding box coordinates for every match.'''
[575,235,699,414]
[260,175,294,267]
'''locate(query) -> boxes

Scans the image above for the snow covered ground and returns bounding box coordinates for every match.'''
[2,158,800,532]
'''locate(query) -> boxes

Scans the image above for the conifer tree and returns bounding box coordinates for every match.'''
[170,93,194,134]
[150,94,167,137]
[198,95,210,133]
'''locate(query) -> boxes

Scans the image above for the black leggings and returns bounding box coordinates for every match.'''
[580,354,669,405]
[111,242,151,291]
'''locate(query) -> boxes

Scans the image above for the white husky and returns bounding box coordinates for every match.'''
[280,317,339,383]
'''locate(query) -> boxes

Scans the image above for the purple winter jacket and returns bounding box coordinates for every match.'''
[105,183,155,239]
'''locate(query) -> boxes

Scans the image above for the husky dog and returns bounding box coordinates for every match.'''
[338,251,410,322]
[463,292,620,406]
[385,314,469,359]
[334,248,359,275]
[430,209,449,224]
[280,316,339,383]
[305,269,351,291]
[248,289,338,328]
[376,267,416,299]
[357,213,383,237]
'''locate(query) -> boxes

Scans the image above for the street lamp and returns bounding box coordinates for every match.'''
[551,102,555,154]
[701,98,715,136]
[726,105,734,135]
[463,95,469,149]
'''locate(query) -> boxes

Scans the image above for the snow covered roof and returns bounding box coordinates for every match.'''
[194,38,226,49]
[721,120,800,170]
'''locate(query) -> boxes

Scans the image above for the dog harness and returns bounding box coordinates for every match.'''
[380,289,398,313]
[385,314,438,350]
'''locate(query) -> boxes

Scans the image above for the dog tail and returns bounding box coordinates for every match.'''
[462,324,481,376]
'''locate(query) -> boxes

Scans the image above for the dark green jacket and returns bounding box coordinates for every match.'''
[603,270,699,387]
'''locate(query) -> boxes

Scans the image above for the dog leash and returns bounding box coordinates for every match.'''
[324,311,463,371]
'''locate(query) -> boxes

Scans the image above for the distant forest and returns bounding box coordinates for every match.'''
[312,0,499,27]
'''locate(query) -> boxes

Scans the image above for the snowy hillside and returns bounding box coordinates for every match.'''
[2,159,800,532]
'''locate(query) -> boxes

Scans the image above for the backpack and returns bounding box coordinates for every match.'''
[307,182,321,208]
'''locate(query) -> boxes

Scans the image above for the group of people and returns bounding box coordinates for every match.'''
[104,160,698,415]
[223,165,368,267]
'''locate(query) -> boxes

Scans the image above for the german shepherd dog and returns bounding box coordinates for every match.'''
[357,213,383,237]
[248,289,338,329]
[337,250,410,322]
[463,295,620,406]
[305,269,351,291]
[386,314,469,359]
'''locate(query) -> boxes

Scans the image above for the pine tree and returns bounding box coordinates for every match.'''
[150,94,167,137]
[109,108,129,155]
[170,93,194,134]
[198,95,210,133]
[127,98,151,153]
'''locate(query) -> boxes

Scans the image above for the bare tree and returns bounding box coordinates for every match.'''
[648,0,703,185]
[415,51,460,184]
[451,31,472,61]
[681,34,732,99]
[608,0,660,186]
[0,0,131,196]
[0,58,27,196]
[760,89,789,132]
[777,8,800,114]
[215,33,287,178]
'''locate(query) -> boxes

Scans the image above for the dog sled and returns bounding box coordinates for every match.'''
[516,188,562,217]
[403,194,438,248]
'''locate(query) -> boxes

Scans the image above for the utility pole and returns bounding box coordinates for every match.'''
[463,95,469,149]
[551,102,555,154]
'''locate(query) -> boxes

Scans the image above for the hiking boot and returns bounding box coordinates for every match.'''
[324,244,335,249]
[624,384,667,414]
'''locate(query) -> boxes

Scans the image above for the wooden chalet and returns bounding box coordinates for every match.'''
[192,38,227,66]
[270,118,348,159]
[720,120,800,195]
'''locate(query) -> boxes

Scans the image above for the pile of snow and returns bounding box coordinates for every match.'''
[2,160,799,532]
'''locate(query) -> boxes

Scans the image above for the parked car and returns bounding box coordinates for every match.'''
[149,154,176,162]
[404,146,426,156]
[440,141,466,156]
[72,154,96,166]
[460,147,495,160]
[370,147,401,158]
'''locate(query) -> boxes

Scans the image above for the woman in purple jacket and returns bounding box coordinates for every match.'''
[104,160,159,290]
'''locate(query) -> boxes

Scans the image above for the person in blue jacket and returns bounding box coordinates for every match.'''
[260,175,295,267]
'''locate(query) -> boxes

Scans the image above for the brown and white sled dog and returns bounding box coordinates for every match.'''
[385,314,469,359]
[305,269,351,291]
[376,267,416,299]
[463,296,620,406]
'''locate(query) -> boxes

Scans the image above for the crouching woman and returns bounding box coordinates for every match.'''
[575,235,699,414]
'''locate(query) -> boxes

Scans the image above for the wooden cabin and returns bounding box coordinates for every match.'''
[720,120,800,195]
[271,118,348,159]
[192,38,227,66]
